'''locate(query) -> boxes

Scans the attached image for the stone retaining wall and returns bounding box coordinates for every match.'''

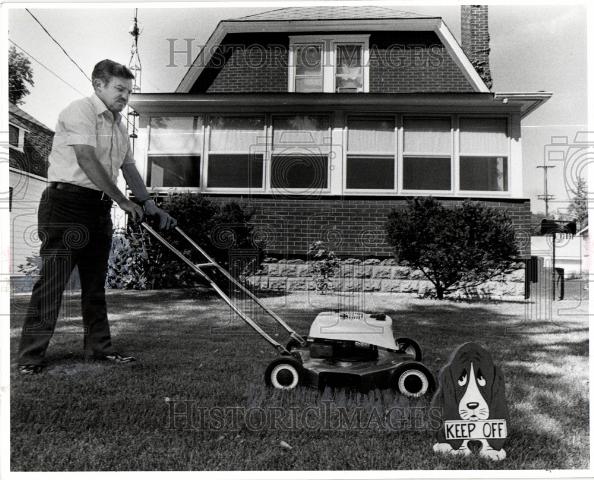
[245,259,526,299]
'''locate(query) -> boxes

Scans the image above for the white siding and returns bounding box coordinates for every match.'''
[10,169,47,274]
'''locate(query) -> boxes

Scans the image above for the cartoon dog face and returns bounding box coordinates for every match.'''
[431,342,508,451]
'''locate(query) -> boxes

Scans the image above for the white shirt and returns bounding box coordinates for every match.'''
[47,93,135,190]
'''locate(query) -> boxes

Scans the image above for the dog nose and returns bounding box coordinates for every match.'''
[466,402,479,409]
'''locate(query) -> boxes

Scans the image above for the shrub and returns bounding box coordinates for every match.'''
[385,197,518,299]
[307,241,340,294]
[107,193,261,289]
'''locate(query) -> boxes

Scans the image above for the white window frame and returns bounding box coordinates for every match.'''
[400,115,455,195]
[288,35,370,93]
[203,114,267,193]
[146,116,204,191]
[269,113,333,194]
[457,115,511,196]
[9,122,27,152]
[343,114,397,194]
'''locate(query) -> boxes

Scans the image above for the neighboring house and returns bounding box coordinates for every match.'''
[531,226,590,275]
[129,5,551,257]
[9,102,53,291]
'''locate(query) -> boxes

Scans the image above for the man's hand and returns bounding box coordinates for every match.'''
[118,198,144,223]
[143,200,177,230]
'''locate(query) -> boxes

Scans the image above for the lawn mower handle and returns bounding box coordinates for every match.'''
[140,222,306,354]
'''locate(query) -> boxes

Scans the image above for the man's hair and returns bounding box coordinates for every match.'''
[92,59,134,86]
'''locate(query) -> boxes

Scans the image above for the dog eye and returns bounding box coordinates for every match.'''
[458,370,468,386]
[477,370,486,387]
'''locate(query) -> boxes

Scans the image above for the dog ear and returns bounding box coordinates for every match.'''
[431,359,463,449]
[487,364,509,451]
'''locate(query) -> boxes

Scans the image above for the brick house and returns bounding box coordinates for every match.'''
[9,102,53,290]
[129,6,551,257]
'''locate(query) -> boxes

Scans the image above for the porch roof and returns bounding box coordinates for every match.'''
[129,92,551,118]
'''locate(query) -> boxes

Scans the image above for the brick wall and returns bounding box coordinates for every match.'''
[9,116,53,178]
[191,32,474,93]
[460,5,492,88]
[201,195,531,257]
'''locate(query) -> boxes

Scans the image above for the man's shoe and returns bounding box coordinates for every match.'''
[18,364,45,375]
[93,352,137,363]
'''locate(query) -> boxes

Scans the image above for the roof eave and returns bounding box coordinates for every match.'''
[493,92,553,118]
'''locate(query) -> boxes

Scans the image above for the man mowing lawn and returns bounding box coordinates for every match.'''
[17,59,177,375]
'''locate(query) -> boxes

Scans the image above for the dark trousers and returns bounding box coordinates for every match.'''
[18,186,115,366]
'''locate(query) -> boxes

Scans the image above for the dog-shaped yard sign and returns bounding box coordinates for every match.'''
[431,342,508,461]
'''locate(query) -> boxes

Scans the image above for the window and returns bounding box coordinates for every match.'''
[335,44,364,92]
[271,115,330,190]
[459,118,509,191]
[346,117,395,189]
[403,117,452,191]
[293,44,323,93]
[207,116,265,189]
[148,116,202,187]
[9,123,25,151]
[289,35,369,93]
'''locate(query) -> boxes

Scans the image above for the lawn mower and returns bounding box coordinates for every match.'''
[141,222,436,398]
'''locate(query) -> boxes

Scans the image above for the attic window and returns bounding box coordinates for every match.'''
[9,123,25,151]
[289,35,369,93]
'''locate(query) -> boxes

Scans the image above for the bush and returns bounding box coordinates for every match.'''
[307,241,340,294]
[385,197,518,299]
[107,193,261,289]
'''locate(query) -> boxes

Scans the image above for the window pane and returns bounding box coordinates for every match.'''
[460,156,508,191]
[403,157,451,190]
[346,156,394,189]
[9,124,19,146]
[403,117,451,154]
[209,116,264,152]
[295,76,323,92]
[460,118,508,155]
[148,155,200,187]
[149,117,202,154]
[295,45,321,76]
[336,44,363,92]
[273,116,330,154]
[207,154,263,188]
[271,155,328,189]
[348,117,394,153]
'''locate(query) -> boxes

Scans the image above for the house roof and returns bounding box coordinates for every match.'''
[175,6,489,94]
[232,6,435,22]
[9,102,53,133]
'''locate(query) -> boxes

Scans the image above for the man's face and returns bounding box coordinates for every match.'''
[94,77,133,113]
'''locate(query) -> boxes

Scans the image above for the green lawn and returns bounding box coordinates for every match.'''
[10,288,590,471]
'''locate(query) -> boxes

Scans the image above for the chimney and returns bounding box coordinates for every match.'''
[461,5,493,89]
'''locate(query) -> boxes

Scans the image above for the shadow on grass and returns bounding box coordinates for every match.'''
[10,291,589,470]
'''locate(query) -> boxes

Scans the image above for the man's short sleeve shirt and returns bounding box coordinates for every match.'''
[47,93,135,190]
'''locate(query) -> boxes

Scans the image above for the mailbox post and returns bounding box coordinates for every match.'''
[540,219,576,300]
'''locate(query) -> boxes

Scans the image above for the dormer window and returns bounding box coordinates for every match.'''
[289,35,369,93]
[9,123,26,151]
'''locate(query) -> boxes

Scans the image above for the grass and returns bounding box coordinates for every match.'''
[10,287,590,471]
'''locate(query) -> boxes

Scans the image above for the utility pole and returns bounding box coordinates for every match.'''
[537,164,555,217]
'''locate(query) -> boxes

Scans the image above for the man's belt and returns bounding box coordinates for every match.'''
[49,182,111,202]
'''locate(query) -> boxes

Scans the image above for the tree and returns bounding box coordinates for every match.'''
[9,46,34,105]
[385,197,518,299]
[567,177,588,230]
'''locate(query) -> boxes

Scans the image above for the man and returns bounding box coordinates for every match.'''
[17,59,176,374]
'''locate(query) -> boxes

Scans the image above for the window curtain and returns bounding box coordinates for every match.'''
[347,117,395,153]
[403,117,451,154]
[149,117,202,154]
[273,116,330,154]
[460,118,508,155]
[209,116,265,152]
